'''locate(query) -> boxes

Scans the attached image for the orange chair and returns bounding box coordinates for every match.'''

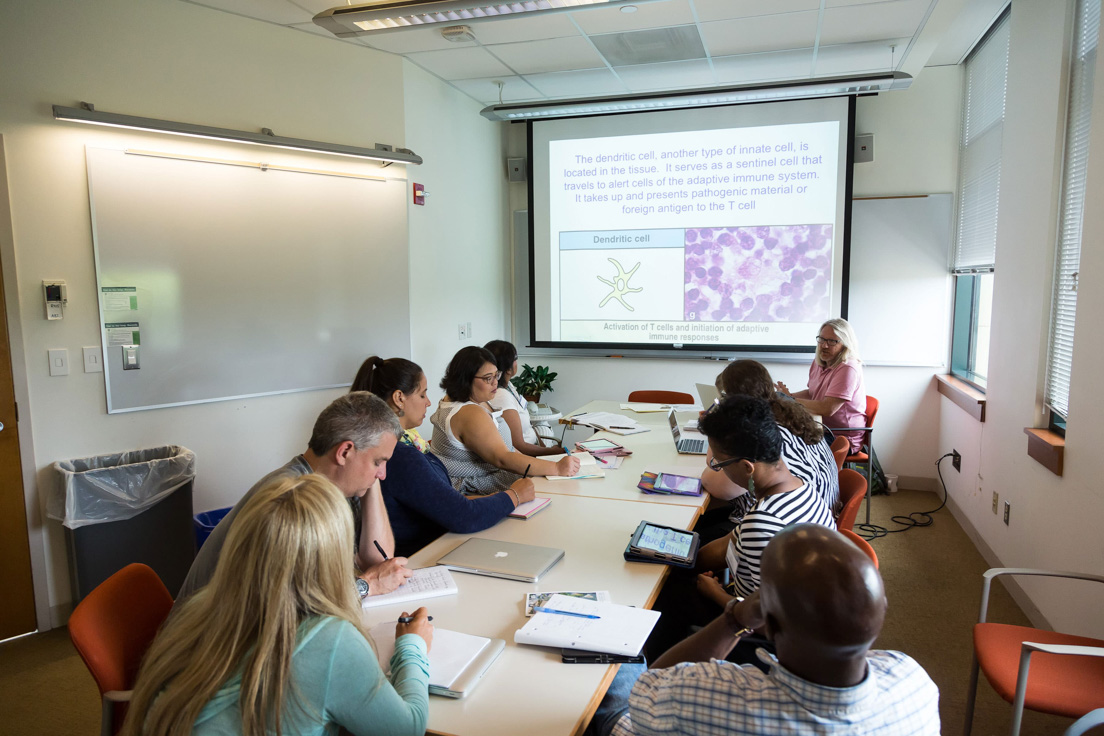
[828,395,879,525]
[839,528,878,569]
[628,390,695,404]
[829,435,849,471]
[68,563,174,736]
[836,468,867,532]
[964,568,1104,736]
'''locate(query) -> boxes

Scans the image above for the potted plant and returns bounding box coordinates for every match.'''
[511,363,557,403]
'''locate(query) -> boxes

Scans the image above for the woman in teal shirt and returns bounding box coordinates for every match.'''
[122,473,433,736]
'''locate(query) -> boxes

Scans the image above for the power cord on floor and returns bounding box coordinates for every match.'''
[856,452,952,540]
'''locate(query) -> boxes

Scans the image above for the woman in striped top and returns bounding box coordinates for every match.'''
[695,395,836,602]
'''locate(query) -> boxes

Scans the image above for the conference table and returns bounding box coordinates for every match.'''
[361,401,713,736]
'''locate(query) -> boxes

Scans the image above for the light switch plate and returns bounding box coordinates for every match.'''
[122,344,140,370]
[83,346,103,373]
[48,348,69,376]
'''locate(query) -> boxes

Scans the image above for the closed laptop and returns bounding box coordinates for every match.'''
[437,538,565,583]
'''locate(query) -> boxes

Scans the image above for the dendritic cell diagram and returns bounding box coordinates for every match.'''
[597,257,643,311]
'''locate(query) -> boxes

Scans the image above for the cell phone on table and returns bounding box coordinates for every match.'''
[575,438,625,454]
[561,648,645,664]
[627,520,699,567]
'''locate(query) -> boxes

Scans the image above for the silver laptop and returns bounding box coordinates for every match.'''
[696,382,720,409]
[437,538,565,583]
[669,409,707,455]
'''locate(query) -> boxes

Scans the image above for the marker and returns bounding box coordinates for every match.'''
[533,606,600,620]
[397,615,433,624]
[523,463,531,479]
[373,540,388,560]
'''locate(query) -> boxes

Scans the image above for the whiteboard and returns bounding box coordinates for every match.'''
[847,195,953,366]
[87,147,410,412]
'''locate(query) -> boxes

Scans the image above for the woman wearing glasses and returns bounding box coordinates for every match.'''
[429,346,580,494]
[483,339,566,457]
[776,317,867,454]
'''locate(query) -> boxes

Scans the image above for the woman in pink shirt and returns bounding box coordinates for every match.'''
[777,318,867,454]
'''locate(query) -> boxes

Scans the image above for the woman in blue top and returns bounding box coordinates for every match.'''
[122,473,433,736]
[352,355,536,557]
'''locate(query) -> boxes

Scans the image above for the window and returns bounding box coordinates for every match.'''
[1044,0,1100,430]
[951,12,1010,390]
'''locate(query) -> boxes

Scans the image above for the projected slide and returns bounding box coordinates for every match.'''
[530,98,850,351]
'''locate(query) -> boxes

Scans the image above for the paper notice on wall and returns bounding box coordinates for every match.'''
[105,322,140,347]
[102,286,138,311]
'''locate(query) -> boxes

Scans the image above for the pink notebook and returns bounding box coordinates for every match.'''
[509,496,552,519]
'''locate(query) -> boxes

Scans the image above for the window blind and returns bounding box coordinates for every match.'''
[953,14,1010,273]
[1045,0,1100,419]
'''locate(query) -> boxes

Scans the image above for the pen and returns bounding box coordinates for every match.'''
[533,606,601,620]
[397,615,433,623]
[523,463,531,479]
[373,540,388,560]
[609,426,635,430]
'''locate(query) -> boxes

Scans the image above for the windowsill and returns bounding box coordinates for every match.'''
[1024,428,1064,476]
[935,374,986,422]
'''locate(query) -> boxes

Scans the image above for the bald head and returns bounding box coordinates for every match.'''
[759,525,886,663]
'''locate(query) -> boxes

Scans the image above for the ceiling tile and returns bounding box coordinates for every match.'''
[287,0,353,13]
[450,76,544,105]
[693,0,821,23]
[823,0,912,6]
[359,28,471,53]
[523,68,627,98]
[712,48,815,84]
[614,59,716,92]
[489,37,606,75]
[820,0,930,46]
[406,47,514,80]
[591,25,705,66]
[571,0,695,35]
[185,0,311,25]
[288,21,347,39]
[699,11,819,56]
[814,40,904,76]
[464,14,580,44]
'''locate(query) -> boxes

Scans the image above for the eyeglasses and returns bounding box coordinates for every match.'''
[475,371,502,385]
[815,336,841,347]
[708,454,749,472]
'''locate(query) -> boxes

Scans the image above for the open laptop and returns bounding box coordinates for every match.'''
[695,382,720,410]
[437,538,565,583]
[668,408,707,455]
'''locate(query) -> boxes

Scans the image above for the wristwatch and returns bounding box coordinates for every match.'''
[356,577,370,599]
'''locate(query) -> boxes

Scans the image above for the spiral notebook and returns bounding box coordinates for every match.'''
[514,594,660,657]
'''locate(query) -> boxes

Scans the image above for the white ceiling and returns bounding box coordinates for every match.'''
[180,0,1009,109]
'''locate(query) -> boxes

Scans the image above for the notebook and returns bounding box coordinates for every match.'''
[509,496,552,519]
[369,621,504,699]
[436,538,565,582]
[546,452,605,480]
[668,408,707,454]
[514,594,661,657]
[361,566,458,609]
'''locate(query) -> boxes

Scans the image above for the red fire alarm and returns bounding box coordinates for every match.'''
[412,183,425,206]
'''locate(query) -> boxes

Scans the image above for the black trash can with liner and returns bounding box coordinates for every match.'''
[49,446,197,602]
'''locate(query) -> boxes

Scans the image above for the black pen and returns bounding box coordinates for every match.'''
[397,615,433,623]
[373,539,389,560]
[523,463,531,479]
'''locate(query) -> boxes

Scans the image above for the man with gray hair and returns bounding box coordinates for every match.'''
[177,391,412,601]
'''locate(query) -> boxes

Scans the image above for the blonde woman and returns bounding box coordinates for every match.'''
[122,474,432,736]
[777,317,867,454]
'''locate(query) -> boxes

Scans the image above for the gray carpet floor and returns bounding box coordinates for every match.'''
[0,489,1079,735]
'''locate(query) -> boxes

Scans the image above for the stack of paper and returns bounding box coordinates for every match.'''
[566,411,647,435]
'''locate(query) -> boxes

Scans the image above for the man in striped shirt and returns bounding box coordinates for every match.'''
[589,525,940,736]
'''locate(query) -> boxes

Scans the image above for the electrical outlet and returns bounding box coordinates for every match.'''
[458,323,468,340]
[952,450,961,472]
[992,491,999,514]
[1003,500,1011,525]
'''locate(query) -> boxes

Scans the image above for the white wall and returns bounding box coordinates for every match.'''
[508,67,964,486]
[936,0,1104,638]
[0,0,506,627]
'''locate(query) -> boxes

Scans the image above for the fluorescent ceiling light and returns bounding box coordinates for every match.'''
[53,104,422,165]
[314,0,661,37]
[480,72,913,121]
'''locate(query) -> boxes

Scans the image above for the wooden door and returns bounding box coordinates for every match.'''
[0,136,36,638]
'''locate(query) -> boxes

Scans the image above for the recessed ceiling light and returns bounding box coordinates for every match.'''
[620,5,637,12]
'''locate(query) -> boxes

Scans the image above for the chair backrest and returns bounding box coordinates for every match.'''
[69,563,173,697]
[864,395,880,429]
[836,468,868,531]
[839,529,879,569]
[628,390,695,404]
[829,435,849,471]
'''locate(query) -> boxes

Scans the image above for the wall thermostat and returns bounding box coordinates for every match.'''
[43,280,67,320]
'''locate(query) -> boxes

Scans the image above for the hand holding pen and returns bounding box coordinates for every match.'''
[395,607,434,651]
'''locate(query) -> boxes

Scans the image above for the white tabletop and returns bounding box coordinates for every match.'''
[363,493,700,736]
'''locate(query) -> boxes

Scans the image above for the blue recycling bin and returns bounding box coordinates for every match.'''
[194,507,232,551]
